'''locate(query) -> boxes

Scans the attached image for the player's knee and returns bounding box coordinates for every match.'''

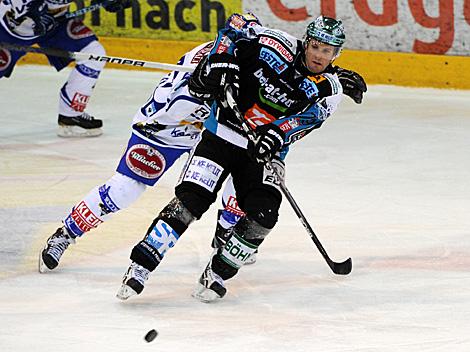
[175,185,213,219]
[233,216,271,241]
[158,197,196,231]
[101,173,146,213]
[243,196,280,230]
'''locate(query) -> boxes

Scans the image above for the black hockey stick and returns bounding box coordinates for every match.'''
[225,86,352,275]
[0,42,195,72]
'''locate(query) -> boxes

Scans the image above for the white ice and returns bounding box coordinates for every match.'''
[1,65,469,352]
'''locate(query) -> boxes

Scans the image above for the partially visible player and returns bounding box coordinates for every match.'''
[115,16,367,301]
[37,13,264,273]
[0,0,131,137]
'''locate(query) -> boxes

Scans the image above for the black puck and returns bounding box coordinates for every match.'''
[144,329,158,342]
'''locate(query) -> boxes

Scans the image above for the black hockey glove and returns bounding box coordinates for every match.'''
[188,56,215,101]
[249,124,285,163]
[103,0,132,13]
[206,53,240,101]
[23,0,57,37]
[335,67,367,104]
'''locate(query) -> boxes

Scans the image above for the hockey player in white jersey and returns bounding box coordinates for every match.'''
[38,13,264,274]
[0,0,130,137]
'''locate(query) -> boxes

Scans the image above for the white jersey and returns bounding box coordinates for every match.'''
[0,0,70,39]
[132,41,214,149]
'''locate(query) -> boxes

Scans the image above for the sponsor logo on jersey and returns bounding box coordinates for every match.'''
[279,118,300,133]
[67,20,94,39]
[0,49,11,71]
[261,29,294,48]
[190,42,214,64]
[244,103,276,128]
[259,47,287,74]
[225,196,245,216]
[69,201,103,233]
[299,79,320,99]
[253,68,295,111]
[71,92,90,112]
[215,36,232,54]
[126,144,166,179]
[259,36,293,62]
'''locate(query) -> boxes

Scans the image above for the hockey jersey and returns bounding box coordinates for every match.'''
[203,26,343,150]
[131,41,214,149]
[0,0,70,39]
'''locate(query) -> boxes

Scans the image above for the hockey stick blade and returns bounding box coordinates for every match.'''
[225,86,352,276]
[331,257,352,275]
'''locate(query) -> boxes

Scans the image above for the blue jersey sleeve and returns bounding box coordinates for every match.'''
[272,103,327,146]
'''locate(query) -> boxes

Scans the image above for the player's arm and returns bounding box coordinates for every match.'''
[188,27,242,102]
[248,95,342,163]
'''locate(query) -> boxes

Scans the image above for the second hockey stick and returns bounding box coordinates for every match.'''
[0,42,195,72]
[225,86,352,275]
[65,1,110,20]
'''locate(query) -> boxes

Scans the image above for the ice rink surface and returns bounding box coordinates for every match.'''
[1,65,469,351]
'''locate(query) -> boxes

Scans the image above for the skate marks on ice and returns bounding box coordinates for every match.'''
[1,67,470,351]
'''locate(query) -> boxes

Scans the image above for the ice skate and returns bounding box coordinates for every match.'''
[192,253,227,303]
[116,262,150,300]
[39,227,75,273]
[57,112,103,137]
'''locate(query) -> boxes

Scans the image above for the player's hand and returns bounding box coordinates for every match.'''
[23,0,57,36]
[248,124,285,163]
[207,53,240,100]
[335,67,367,104]
[103,0,132,13]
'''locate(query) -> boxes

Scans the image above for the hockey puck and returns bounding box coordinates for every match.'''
[144,329,158,342]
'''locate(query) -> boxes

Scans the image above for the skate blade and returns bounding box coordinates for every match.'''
[191,283,222,303]
[57,126,103,138]
[38,251,50,274]
[116,284,138,301]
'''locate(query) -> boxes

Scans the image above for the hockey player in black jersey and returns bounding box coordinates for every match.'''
[116,16,367,301]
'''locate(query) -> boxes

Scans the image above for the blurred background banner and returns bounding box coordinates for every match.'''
[72,0,241,42]
[72,0,470,56]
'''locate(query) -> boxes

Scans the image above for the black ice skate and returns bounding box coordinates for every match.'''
[57,112,103,137]
[38,227,75,273]
[116,262,150,300]
[192,253,227,303]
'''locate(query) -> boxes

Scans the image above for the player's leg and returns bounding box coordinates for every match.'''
[39,126,189,272]
[193,158,284,302]
[211,176,257,265]
[39,20,105,137]
[0,28,30,78]
[117,131,232,299]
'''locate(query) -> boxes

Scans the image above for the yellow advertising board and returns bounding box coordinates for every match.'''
[73,0,241,41]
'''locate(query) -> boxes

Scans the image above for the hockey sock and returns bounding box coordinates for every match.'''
[59,41,106,116]
[63,173,146,237]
